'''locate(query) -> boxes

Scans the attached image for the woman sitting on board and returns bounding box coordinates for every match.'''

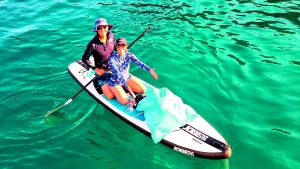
[81,18,115,98]
[103,38,158,105]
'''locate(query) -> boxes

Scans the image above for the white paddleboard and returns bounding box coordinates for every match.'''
[68,60,232,159]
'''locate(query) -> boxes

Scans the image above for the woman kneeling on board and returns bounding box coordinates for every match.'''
[102,38,158,105]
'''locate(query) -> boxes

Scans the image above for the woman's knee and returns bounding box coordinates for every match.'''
[134,86,146,94]
[139,85,146,93]
[118,97,129,105]
[102,84,114,99]
[105,92,114,99]
[115,92,128,105]
[111,85,129,105]
[128,77,146,94]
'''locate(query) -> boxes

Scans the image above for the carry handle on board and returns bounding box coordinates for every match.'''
[44,26,152,118]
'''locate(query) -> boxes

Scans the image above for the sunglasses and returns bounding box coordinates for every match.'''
[97,26,107,30]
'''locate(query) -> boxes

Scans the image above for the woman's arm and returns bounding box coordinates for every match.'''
[129,53,151,72]
[82,42,95,69]
[129,53,158,79]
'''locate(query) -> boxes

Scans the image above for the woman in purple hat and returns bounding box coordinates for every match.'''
[103,37,158,105]
[81,18,115,96]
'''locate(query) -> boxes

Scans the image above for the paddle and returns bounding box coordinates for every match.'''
[44,26,152,118]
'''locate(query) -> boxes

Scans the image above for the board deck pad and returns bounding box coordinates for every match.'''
[101,95,146,121]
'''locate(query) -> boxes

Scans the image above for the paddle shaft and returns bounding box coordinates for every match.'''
[44,75,98,117]
[128,26,152,49]
[74,75,98,98]
[45,27,152,118]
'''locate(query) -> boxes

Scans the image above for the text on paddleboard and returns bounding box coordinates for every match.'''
[181,125,209,142]
[173,147,194,156]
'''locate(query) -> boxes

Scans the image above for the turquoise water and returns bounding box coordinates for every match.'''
[0,0,299,168]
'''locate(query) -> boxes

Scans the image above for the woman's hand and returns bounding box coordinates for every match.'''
[150,68,158,79]
[95,68,106,76]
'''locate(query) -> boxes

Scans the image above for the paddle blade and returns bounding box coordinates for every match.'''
[44,99,73,118]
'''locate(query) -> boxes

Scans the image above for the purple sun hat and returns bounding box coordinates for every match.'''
[92,18,113,32]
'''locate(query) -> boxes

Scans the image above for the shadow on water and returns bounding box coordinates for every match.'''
[271,128,291,135]
[289,60,300,66]
[38,103,99,143]
[44,111,72,125]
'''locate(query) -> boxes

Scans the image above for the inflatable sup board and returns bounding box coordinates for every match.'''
[68,60,232,159]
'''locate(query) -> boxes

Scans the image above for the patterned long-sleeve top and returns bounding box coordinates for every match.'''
[107,51,151,89]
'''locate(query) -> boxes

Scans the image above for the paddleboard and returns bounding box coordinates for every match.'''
[68,60,232,159]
